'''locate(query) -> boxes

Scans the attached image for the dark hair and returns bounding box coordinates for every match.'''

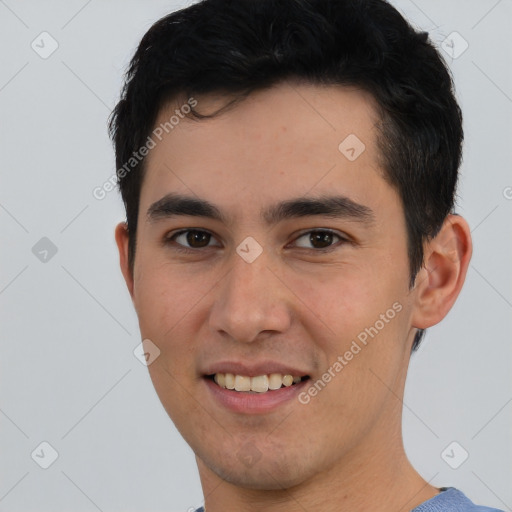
[109,0,463,352]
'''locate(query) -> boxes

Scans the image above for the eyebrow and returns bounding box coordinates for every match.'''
[147,193,226,223]
[262,195,375,225]
[146,193,375,226]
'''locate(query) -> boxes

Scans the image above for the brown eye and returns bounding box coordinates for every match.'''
[293,230,343,249]
[186,230,211,247]
[309,231,334,248]
[171,230,219,249]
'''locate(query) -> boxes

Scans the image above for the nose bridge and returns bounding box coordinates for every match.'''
[209,250,291,342]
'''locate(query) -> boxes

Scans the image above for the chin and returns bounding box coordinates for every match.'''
[217,466,306,491]
[198,447,314,491]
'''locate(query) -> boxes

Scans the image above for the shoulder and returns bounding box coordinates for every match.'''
[412,487,505,512]
[193,489,504,512]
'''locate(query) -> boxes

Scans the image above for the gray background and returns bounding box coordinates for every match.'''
[0,1,511,511]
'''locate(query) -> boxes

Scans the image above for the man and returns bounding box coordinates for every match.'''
[110,0,503,510]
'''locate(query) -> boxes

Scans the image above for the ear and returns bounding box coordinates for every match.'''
[115,222,135,300]
[410,214,472,330]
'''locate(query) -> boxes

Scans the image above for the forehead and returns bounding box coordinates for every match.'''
[140,82,393,217]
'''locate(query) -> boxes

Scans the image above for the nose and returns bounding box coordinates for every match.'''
[208,251,292,343]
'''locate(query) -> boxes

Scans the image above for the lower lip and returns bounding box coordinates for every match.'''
[204,377,310,414]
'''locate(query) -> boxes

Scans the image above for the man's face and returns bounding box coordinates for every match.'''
[119,83,421,489]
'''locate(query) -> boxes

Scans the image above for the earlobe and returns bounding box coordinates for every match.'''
[114,222,135,299]
[410,214,472,330]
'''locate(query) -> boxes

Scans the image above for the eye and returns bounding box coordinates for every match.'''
[292,229,345,250]
[168,229,221,249]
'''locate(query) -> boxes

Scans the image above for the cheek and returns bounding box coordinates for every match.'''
[286,263,410,402]
[133,255,210,336]
[282,262,402,343]
[132,261,207,419]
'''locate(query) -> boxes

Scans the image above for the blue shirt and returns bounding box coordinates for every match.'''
[193,487,505,511]
[412,487,504,512]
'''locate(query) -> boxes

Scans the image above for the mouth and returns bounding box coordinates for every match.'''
[206,372,310,393]
[202,362,312,413]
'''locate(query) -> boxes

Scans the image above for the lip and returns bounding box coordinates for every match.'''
[204,376,310,414]
[202,361,309,378]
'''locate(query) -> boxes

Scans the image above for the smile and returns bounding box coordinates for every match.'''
[210,373,306,393]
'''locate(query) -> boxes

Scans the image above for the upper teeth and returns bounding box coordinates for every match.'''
[213,373,302,393]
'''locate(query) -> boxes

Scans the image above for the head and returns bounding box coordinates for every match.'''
[111,0,464,353]
[111,0,471,494]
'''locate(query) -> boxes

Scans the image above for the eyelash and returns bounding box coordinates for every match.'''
[164,228,349,253]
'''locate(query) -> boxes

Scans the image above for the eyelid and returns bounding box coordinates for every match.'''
[165,228,222,249]
[164,227,350,252]
[288,228,350,249]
